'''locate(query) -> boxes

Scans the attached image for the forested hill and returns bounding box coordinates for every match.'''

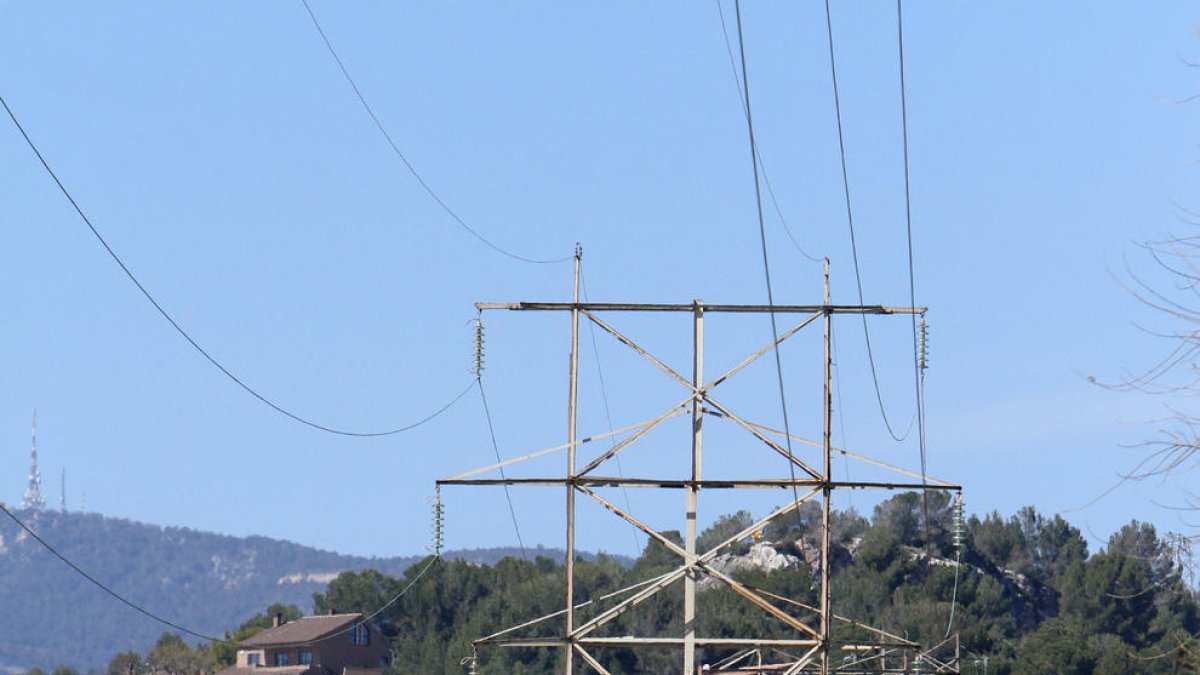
[0,508,576,672]
[10,498,1200,674]
[302,496,1200,673]
[103,493,1196,675]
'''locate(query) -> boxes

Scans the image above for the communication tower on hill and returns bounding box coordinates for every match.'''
[440,251,962,674]
[22,409,45,511]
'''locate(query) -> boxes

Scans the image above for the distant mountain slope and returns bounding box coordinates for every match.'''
[0,508,586,672]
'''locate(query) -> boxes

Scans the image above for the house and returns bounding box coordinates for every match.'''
[216,611,392,675]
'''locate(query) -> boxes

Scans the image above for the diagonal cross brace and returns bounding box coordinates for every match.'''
[575,309,824,480]
[573,485,824,640]
[705,397,823,480]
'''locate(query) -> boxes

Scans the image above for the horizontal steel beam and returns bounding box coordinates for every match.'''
[483,637,917,649]
[476,302,925,315]
[438,477,961,491]
[713,670,927,675]
[485,637,823,648]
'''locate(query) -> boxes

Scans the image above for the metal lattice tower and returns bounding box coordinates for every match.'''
[439,251,961,674]
[22,409,45,511]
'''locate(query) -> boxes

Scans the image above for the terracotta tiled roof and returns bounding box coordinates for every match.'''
[241,614,363,647]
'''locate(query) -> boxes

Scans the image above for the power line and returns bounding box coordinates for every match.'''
[0,502,222,642]
[830,320,852,510]
[714,0,822,264]
[4,495,452,648]
[7,485,441,646]
[732,0,805,522]
[476,376,529,561]
[895,0,928,480]
[821,0,914,444]
[336,554,441,639]
[1,94,474,438]
[298,0,571,266]
[894,0,932,555]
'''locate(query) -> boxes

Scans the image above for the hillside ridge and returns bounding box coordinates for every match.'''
[0,508,616,671]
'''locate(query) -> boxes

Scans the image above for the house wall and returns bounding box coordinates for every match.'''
[235,649,265,667]
[232,619,388,672]
[314,623,390,670]
[264,646,304,667]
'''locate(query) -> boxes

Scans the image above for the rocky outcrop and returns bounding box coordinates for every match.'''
[700,542,802,589]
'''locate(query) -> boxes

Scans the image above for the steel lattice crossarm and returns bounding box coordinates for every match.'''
[439,252,961,675]
[475,301,924,314]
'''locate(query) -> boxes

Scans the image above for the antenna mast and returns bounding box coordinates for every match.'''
[22,409,46,511]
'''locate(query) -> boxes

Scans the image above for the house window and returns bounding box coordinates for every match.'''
[360,626,370,646]
[349,626,358,645]
[246,653,260,667]
[298,650,312,665]
[274,652,289,667]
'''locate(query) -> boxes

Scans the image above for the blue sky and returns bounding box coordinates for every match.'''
[2,2,1199,560]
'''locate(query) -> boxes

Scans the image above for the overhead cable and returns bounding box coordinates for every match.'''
[0,502,221,642]
[895,0,929,496]
[336,554,441,639]
[2,465,440,645]
[476,374,530,561]
[1,94,473,437]
[821,0,915,444]
[894,0,933,554]
[830,321,852,509]
[299,0,570,265]
[732,0,805,519]
[714,0,822,264]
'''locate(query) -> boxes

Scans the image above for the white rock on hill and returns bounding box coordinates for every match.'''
[700,542,801,590]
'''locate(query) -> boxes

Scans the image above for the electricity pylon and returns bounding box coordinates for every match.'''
[440,249,961,674]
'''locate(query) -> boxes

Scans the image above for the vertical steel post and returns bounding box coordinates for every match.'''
[565,245,582,674]
[819,259,833,675]
[684,300,704,674]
